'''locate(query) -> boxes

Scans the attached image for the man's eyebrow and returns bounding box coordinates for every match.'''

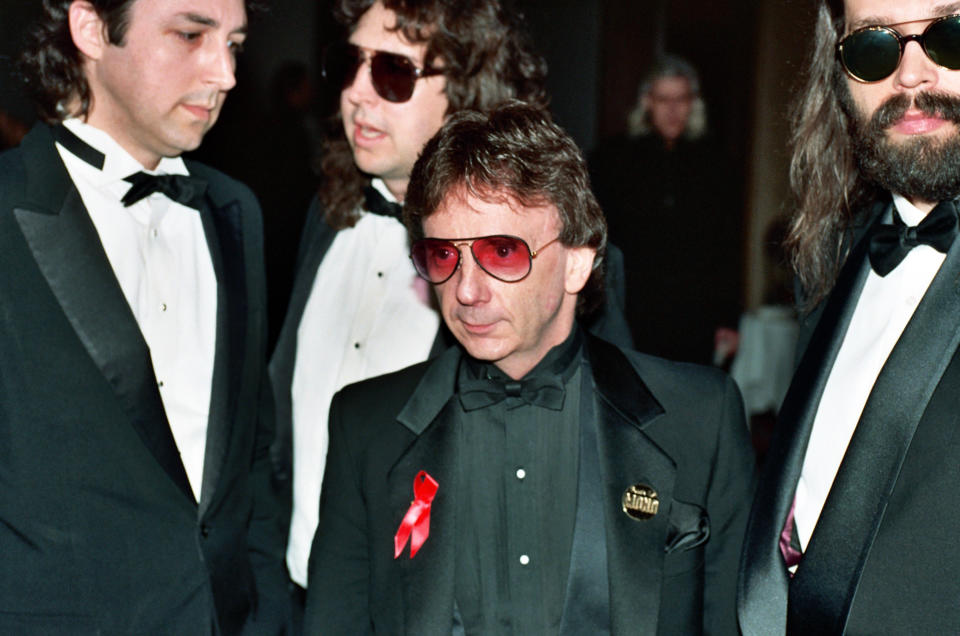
[178,13,248,35]
[848,2,960,31]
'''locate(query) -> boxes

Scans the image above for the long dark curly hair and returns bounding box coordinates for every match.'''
[786,0,882,308]
[320,0,549,230]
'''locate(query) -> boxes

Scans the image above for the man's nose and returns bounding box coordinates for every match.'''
[343,57,378,104]
[454,250,491,306]
[206,41,238,92]
[894,39,938,90]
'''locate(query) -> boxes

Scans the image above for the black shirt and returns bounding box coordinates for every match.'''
[453,328,583,635]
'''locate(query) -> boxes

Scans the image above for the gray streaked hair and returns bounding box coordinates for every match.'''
[627,54,707,139]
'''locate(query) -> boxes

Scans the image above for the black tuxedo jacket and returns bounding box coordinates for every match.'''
[269,196,635,488]
[303,334,754,635]
[0,124,288,634]
[739,197,960,634]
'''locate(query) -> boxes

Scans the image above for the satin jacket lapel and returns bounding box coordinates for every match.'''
[12,124,194,504]
[586,336,672,635]
[268,198,337,480]
[738,200,886,635]
[196,188,247,513]
[789,220,960,633]
[388,347,462,635]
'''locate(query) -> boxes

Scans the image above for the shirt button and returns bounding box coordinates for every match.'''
[151,228,158,238]
[158,380,164,388]
[354,342,361,349]
[200,524,211,538]
[160,303,167,312]
[519,554,530,566]
[377,271,384,278]
[516,468,526,480]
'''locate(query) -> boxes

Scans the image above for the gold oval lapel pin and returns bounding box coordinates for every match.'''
[622,483,659,520]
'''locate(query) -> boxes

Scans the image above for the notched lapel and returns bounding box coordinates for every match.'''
[13,192,195,504]
[791,219,960,633]
[737,205,884,635]
[198,196,248,512]
[586,337,676,635]
[388,398,460,636]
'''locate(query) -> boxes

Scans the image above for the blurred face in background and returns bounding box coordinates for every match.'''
[644,75,694,147]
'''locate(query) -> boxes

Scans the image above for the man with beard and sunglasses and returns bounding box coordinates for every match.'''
[302,101,754,636]
[739,0,960,633]
[0,0,290,633]
[269,0,633,622]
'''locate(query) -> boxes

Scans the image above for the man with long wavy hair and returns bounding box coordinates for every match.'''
[0,0,289,633]
[740,0,960,632]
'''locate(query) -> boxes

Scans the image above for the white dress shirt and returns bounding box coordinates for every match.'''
[287,179,440,586]
[794,195,946,550]
[56,118,217,501]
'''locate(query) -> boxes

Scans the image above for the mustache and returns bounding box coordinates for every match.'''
[870,91,960,129]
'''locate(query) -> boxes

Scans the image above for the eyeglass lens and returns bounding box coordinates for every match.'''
[411,236,535,284]
[839,15,960,82]
[322,42,423,103]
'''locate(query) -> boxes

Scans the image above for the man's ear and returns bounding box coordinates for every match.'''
[563,245,597,295]
[68,0,109,61]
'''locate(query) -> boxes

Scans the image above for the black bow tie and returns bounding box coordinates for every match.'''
[868,200,959,276]
[121,172,207,208]
[459,375,566,411]
[363,184,403,219]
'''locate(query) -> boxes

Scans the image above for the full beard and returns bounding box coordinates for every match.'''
[841,86,960,203]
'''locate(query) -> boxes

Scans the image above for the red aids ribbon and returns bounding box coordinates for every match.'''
[394,470,439,559]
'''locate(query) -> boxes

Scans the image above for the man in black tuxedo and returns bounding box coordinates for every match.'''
[739,0,960,633]
[303,102,754,635]
[0,0,288,633]
[269,0,632,620]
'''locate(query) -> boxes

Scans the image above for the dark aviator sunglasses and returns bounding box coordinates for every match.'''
[322,41,443,103]
[837,14,960,83]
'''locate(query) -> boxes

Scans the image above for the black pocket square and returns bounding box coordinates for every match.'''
[664,500,710,553]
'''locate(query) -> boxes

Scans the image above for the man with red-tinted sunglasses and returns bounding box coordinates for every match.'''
[268,0,573,625]
[303,101,754,635]
[739,0,960,633]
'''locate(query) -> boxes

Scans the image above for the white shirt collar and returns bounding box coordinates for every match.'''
[370,177,399,204]
[61,118,189,189]
[892,193,934,226]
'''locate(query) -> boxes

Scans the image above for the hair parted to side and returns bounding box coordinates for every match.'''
[786,0,881,309]
[628,54,707,140]
[19,0,266,124]
[319,0,549,230]
[403,101,608,315]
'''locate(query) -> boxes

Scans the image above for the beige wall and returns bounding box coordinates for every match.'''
[744,2,817,308]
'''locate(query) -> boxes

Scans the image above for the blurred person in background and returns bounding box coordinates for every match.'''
[590,54,743,364]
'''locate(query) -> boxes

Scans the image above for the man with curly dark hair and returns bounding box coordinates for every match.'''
[0,0,288,633]
[270,0,632,622]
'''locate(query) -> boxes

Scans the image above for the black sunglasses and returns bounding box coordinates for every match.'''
[322,41,443,103]
[837,14,960,83]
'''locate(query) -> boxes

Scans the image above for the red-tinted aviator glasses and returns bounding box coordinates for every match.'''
[410,235,561,284]
[322,41,443,103]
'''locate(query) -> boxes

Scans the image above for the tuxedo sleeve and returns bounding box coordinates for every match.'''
[703,376,755,636]
[303,390,374,635]
[240,192,293,634]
